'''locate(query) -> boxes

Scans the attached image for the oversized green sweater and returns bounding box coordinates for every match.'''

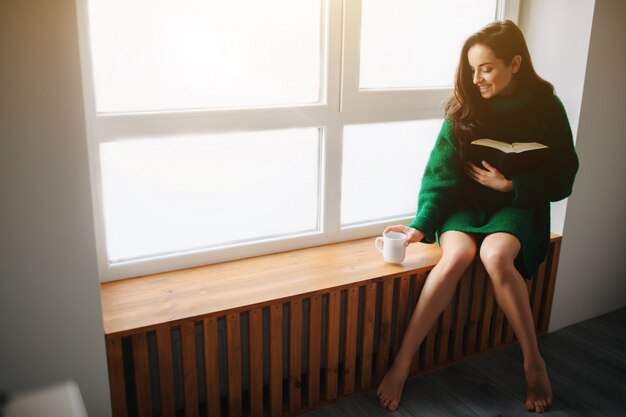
[408,89,579,278]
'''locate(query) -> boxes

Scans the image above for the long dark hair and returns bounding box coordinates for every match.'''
[445,20,554,146]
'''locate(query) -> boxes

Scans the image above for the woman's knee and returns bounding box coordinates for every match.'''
[439,232,477,273]
[480,234,520,283]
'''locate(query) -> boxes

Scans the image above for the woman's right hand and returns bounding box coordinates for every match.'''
[383,225,425,247]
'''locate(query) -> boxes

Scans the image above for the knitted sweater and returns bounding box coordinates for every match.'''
[408,89,579,278]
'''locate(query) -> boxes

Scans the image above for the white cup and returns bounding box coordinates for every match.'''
[375,232,407,263]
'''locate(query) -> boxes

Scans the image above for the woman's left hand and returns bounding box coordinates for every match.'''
[466,161,514,192]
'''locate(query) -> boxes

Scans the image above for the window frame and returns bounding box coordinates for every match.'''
[76,0,519,282]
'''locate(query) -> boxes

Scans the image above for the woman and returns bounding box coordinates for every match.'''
[376,20,578,413]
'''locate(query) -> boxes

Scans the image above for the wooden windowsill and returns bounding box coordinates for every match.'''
[100,233,561,336]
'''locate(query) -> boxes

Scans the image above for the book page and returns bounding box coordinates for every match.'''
[511,142,549,153]
[470,139,514,153]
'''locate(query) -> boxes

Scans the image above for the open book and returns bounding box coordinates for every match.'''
[467,138,549,178]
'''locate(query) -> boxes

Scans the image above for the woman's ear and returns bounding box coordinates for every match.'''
[511,55,522,73]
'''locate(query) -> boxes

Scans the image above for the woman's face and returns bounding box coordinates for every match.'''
[467,44,520,99]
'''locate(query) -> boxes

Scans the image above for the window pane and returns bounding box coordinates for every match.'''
[88,0,323,113]
[360,0,497,89]
[100,129,320,263]
[341,120,441,226]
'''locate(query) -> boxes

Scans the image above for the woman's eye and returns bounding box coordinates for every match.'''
[482,68,492,73]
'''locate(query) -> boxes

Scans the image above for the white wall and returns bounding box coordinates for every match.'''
[518,0,596,235]
[546,0,626,330]
[0,1,111,416]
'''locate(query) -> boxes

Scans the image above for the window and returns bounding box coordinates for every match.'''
[76,0,518,281]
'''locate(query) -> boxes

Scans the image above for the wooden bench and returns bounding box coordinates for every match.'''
[101,234,562,417]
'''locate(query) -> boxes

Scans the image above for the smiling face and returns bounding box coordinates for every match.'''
[467,43,521,99]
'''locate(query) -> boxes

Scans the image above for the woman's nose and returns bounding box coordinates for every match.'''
[472,71,481,84]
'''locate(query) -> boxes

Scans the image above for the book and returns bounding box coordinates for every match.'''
[466,138,549,178]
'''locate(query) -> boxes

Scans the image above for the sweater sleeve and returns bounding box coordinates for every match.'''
[510,96,579,206]
[408,120,462,243]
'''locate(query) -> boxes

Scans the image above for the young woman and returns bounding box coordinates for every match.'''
[376,20,578,414]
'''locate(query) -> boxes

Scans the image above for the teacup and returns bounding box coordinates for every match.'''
[375,232,407,263]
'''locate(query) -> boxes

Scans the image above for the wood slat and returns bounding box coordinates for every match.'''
[248,309,263,417]
[131,333,152,417]
[289,300,303,412]
[532,260,548,330]
[203,318,221,417]
[269,304,283,417]
[156,327,176,417]
[359,283,377,390]
[375,280,394,382]
[451,268,471,360]
[466,261,485,355]
[479,278,495,352]
[307,295,322,406]
[393,275,411,357]
[438,297,453,365]
[226,314,242,417]
[504,317,515,344]
[326,291,341,401]
[422,321,437,372]
[343,287,359,396]
[540,239,561,332]
[181,322,199,417]
[410,272,427,375]
[105,335,128,417]
[492,306,505,349]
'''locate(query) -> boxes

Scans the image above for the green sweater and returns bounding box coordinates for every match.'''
[408,90,579,278]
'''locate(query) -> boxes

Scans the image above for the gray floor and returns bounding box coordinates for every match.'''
[299,307,626,417]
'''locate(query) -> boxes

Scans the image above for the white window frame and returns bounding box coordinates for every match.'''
[75,0,519,282]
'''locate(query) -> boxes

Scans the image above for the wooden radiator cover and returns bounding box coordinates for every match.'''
[103,236,561,417]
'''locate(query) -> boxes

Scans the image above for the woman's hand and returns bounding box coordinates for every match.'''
[383,225,425,247]
[466,161,514,192]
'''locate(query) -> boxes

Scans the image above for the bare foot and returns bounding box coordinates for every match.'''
[376,361,410,411]
[524,358,553,413]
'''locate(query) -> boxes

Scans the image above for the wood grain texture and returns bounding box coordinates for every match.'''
[203,318,221,417]
[375,280,394,381]
[393,275,411,358]
[105,335,128,417]
[155,327,175,417]
[410,272,427,374]
[226,314,242,417]
[438,298,453,365]
[479,279,495,352]
[269,304,283,417]
[326,291,341,401]
[131,333,152,417]
[466,261,485,356]
[247,310,263,417]
[359,283,377,390]
[540,239,560,333]
[103,236,562,417]
[181,322,199,417]
[343,287,359,396]
[532,260,547,329]
[101,239,443,335]
[452,268,471,361]
[307,295,321,406]
[289,300,303,411]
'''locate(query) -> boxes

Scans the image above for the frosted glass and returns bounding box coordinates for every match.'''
[88,0,323,112]
[100,129,320,262]
[341,120,442,226]
[360,0,497,89]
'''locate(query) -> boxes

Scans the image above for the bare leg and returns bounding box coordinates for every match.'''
[480,233,553,413]
[377,231,477,411]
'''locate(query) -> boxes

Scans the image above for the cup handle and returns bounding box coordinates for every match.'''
[375,236,384,253]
